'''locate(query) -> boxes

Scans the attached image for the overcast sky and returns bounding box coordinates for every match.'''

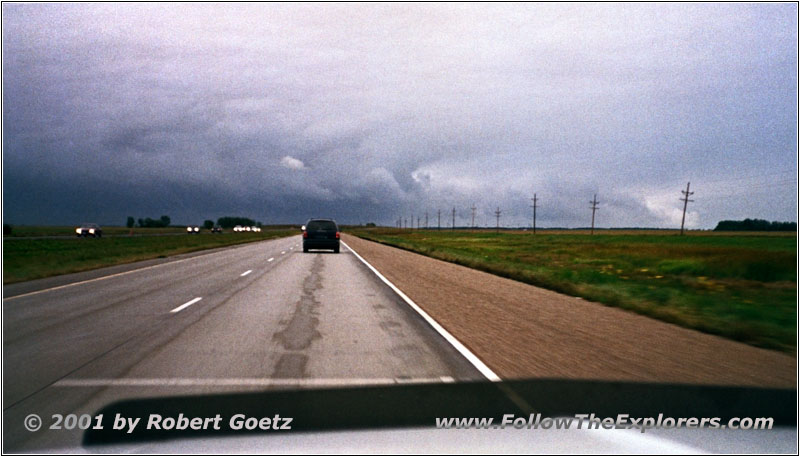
[3,3,797,228]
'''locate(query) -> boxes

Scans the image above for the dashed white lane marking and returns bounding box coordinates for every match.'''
[342,240,501,382]
[54,377,453,387]
[4,236,299,301]
[268,257,274,262]
[240,270,252,277]
[170,297,202,313]
[281,251,286,254]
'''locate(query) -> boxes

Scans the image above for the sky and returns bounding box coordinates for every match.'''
[3,3,797,228]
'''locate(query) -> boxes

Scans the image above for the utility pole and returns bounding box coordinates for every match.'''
[530,194,538,234]
[437,210,441,230]
[404,218,407,229]
[494,207,501,233]
[425,212,428,229]
[452,207,456,230]
[589,194,599,235]
[417,216,420,230]
[470,204,477,229]
[680,182,694,235]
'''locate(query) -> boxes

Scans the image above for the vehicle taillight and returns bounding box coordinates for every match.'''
[335,231,340,239]
[303,231,308,238]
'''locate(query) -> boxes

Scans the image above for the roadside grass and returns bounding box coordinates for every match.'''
[3,225,302,237]
[3,225,189,237]
[348,229,796,352]
[3,230,297,284]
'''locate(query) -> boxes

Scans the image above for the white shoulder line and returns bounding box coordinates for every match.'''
[341,240,501,382]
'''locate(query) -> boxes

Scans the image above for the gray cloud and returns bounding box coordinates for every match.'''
[2,3,796,228]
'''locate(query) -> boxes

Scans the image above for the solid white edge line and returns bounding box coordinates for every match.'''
[341,240,501,382]
[240,270,252,277]
[268,257,274,262]
[170,297,202,313]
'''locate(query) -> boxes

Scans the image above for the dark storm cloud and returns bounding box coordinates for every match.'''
[3,3,797,227]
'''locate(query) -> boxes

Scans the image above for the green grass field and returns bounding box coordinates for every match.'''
[3,225,190,237]
[3,229,298,284]
[349,228,797,352]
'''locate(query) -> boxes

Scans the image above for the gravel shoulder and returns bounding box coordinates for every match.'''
[343,234,796,388]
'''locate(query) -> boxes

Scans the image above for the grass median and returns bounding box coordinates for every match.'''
[349,228,796,352]
[3,229,298,284]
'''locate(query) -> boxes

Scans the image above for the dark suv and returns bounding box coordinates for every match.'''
[303,219,340,253]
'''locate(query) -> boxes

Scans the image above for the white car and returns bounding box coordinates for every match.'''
[76,223,102,238]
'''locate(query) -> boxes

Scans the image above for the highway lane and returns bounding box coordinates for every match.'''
[3,235,483,451]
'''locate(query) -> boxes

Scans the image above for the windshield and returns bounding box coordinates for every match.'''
[2,2,796,454]
[306,221,337,231]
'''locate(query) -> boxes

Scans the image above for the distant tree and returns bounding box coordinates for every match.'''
[256,221,262,228]
[3,224,11,236]
[714,219,797,231]
[137,215,172,228]
[203,220,214,230]
[217,216,256,228]
[365,222,376,228]
[126,216,135,228]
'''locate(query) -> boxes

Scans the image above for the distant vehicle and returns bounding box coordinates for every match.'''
[303,219,340,253]
[233,225,243,232]
[251,226,261,232]
[211,226,223,233]
[75,223,102,238]
[186,226,200,234]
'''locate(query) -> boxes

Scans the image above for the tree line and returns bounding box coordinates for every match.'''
[714,219,797,231]
[125,215,262,229]
[127,215,171,228]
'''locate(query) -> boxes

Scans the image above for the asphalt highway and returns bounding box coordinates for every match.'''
[3,236,483,451]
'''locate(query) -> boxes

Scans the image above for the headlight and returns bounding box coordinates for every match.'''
[187,227,192,232]
[194,227,199,232]
[89,229,95,234]
[76,228,82,234]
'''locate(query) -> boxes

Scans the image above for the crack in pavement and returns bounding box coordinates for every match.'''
[271,255,324,378]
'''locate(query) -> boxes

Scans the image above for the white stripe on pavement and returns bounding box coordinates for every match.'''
[341,240,501,382]
[240,270,252,277]
[170,297,202,313]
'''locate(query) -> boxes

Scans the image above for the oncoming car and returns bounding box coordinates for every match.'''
[75,223,102,238]
[186,226,200,234]
[302,219,340,253]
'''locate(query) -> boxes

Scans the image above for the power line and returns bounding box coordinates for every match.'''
[470,204,477,229]
[680,182,694,235]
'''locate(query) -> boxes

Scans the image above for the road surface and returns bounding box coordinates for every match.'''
[3,236,483,451]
